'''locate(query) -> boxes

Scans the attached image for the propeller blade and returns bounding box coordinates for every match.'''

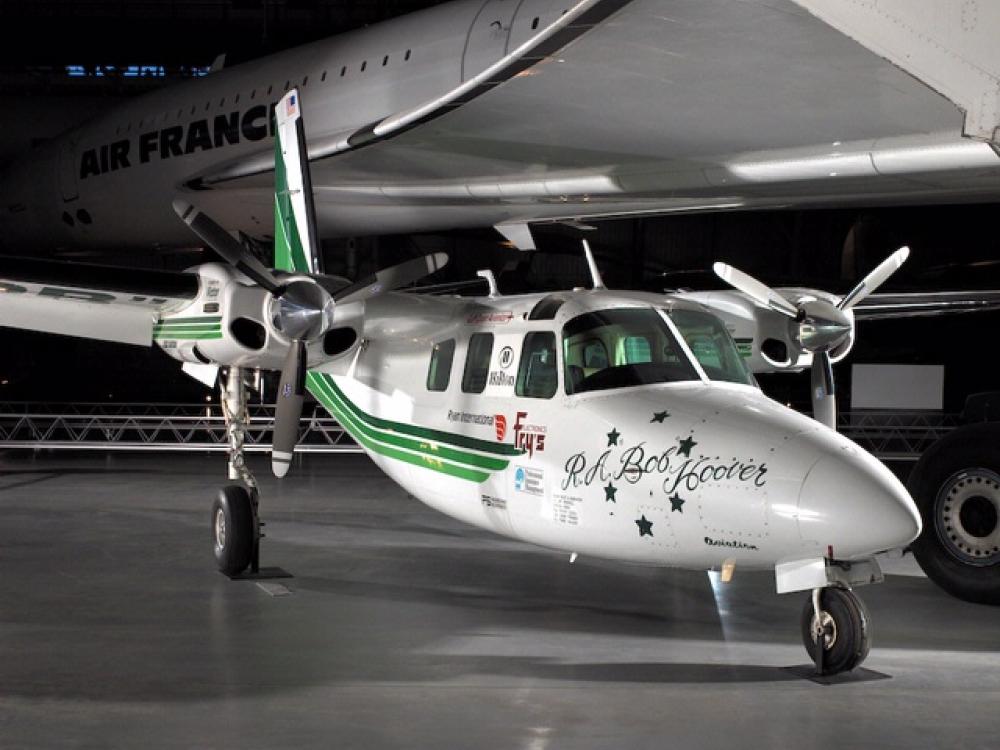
[713,262,800,319]
[810,351,837,430]
[838,246,910,310]
[272,340,307,478]
[173,199,284,295]
[334,252,449,304]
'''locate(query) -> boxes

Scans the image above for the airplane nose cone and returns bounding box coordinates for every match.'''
[798,446,922,558]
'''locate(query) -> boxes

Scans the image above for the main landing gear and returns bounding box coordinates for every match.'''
[212,367,263,577]
[800,586,871,676]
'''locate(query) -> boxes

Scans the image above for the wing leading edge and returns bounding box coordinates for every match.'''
[0,256,199,346]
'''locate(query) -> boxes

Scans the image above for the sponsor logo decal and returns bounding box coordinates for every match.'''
[514,465,544,495]
[447,410,495,427]
[495,414,507,441]
[497,346,515,369]
[488,370,515,387]
[513,411,546,457]
[466,311,513,325]
[481,494,507,510]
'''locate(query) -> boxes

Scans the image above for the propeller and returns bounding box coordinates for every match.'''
[713,247,909,429]
[173,199,447,476]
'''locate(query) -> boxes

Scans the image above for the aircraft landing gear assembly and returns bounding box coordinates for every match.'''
[212,366,269,578]
[801,587,871,676]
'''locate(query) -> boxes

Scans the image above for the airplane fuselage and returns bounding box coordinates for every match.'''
[147,271,920,570]
[4,0,1000,252]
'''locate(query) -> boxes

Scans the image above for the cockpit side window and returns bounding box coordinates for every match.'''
[563,308,699,394]
[666,309,756,386]
[426,338,456,392]
[516,332,558,399]
[462,333,494,393]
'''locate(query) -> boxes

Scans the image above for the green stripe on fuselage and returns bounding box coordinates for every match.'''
[307,373,496,483]
[321,376,521,458]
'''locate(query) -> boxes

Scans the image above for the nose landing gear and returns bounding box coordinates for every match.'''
[801,587,871,675]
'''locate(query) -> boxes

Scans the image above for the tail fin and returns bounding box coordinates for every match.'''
[273,89,321,275]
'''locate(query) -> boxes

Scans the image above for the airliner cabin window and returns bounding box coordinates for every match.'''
[517,332,558,399]
[427,339,456,392]
[461,333,494,394]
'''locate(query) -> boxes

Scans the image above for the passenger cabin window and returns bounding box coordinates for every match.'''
[667,309,755,386]
[563,308,699,394]
[517,332,558,399]
[462,333,494,393]
[426,339,456,392]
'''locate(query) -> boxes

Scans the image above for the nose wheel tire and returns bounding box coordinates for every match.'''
[909,424,1000,605]
[800,587,871,676]
[211,485,255,576]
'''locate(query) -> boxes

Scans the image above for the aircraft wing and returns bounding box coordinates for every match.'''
[0,256,199,346]
[201,0,1000,237]
[852,291,1000,321]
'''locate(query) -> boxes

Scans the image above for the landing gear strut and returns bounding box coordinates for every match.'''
[801,586,871,675]
[213,366,262,576]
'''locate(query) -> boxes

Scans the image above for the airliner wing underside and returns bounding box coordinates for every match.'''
[0,257,199,345]
[206,0,1000,229]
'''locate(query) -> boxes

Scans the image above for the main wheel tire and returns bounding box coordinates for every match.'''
[909,423,1000,605]
[800,588,871,675]
[211,485,254,576]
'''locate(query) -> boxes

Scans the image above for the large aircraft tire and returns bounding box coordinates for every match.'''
[212,485,254,576]
[909,423,1000,605]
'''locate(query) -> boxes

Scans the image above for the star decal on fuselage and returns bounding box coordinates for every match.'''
[606,427,621,447]
[635,515,654,537]
[669,493,685,512]
[604,482,618,502]
[677,434,697,457]
[650,410,670,423]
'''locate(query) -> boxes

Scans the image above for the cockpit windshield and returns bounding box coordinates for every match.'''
[666,309,756,386]
[563,308,700,394]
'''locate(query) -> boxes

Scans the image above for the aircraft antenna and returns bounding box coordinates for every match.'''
[582,239,606,290]
[476,269,500,298]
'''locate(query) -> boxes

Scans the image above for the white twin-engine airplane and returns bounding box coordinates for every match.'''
[1,0,999,249]
[0,90,920,677]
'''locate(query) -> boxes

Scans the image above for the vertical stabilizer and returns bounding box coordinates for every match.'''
[274,89,321,274]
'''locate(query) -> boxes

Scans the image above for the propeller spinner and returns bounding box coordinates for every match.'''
[713,247,909,429]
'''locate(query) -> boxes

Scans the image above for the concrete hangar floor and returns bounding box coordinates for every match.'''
[0,451,998,749]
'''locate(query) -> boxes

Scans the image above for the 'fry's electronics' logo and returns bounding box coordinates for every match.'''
[495,414,507,441]
[513,411,546,457]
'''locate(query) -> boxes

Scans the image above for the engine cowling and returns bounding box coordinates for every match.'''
[153,263,360,370]
[676,288,854,374]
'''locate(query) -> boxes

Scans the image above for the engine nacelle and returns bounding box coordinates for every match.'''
[676,289,854,374]
[153,263,360,370]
